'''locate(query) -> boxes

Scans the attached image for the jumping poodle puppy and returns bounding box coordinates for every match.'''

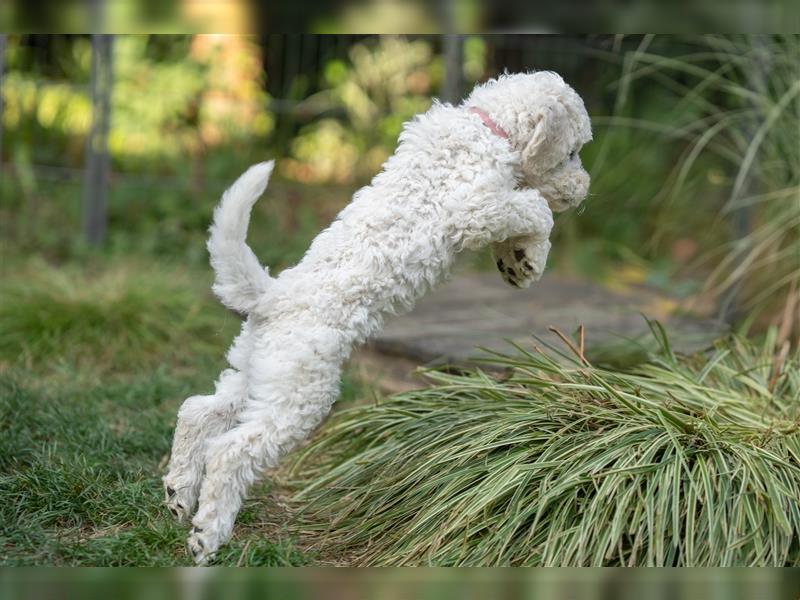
[163,71,592,564]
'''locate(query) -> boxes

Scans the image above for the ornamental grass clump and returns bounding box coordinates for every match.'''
[603,35,800,334]
[289,325,800,566]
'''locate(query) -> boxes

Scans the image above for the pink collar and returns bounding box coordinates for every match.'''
[468,106,509,140]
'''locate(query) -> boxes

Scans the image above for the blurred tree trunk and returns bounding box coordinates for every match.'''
[83,34,113,246]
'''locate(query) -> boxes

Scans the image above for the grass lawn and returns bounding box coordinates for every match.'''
[0,257,363,566]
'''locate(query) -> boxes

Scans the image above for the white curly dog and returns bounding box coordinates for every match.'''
[164,71,592,564]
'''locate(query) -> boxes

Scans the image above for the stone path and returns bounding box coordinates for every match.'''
[351,272,726,392]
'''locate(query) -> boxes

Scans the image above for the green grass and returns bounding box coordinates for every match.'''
[0,370,311,566]
[0,259,237,377]
[0,258,365,566]
[289,325,800,566]
[4,256,795,567]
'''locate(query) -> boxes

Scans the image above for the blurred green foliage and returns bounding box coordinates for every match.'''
[3,34,796,326]
[283,36,441,183]
[2,35,271,171]
[4,567,795,600]
[595,35,799,334]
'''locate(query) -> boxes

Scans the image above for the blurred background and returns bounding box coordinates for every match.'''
[2,33,797,329]
[1,0,798,34]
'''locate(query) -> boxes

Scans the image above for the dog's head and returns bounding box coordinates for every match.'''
[465,72,592,212]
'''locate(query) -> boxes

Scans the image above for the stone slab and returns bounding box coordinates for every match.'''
[353,273,726,392]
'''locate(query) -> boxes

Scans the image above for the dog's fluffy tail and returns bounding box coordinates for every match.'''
[207,161,275,315]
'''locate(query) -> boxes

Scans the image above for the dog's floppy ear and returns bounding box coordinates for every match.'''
[519,101,569,176]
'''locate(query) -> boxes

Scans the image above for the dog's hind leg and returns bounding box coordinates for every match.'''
[186,329,344,564]
[163,368,248,522]
[164,320,254,521]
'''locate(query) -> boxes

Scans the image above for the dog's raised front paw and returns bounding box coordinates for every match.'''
[493,237,550,289]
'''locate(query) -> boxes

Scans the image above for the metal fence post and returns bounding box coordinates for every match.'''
[83,34,113,246]
[442,35,463,104]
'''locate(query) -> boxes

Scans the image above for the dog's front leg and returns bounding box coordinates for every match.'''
[490,188,554,288]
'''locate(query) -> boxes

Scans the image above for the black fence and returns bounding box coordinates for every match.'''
[261,34,620,113]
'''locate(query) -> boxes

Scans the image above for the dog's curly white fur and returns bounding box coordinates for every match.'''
[163,71,592,564]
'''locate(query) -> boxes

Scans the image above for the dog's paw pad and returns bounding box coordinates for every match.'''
[164,479,197,523]
[493,238,550,289]
[167,501,190,523]
[513,241,550,283]
[187,529,217,566]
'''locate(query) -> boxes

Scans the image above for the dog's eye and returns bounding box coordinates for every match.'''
[568,150,576,160]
